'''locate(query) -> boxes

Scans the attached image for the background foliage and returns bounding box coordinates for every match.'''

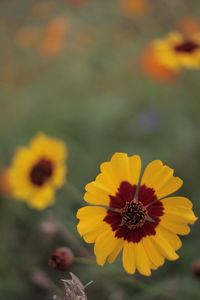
[0,0,200,299]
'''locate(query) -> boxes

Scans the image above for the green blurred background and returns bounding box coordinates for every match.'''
[0,0,200,299]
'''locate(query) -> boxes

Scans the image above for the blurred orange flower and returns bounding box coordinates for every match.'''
[40,18,70,57]
[0,168,13,197]
[15,26,41,48]
[3,65,18,87]
[66,0,88,6]
[140,46,179,83]
[178,17,200,35]
[120,0,149,17]
[31,1,56,18]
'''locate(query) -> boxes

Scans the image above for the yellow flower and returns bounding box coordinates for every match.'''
[8,133,67,210]
[77,153,197,276]
[152,31,200,70]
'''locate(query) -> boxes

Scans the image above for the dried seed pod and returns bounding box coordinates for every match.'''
[62,273,93,300]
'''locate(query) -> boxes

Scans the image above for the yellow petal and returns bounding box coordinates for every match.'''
[28,186,54,210]
[157,225,182,251]
[158,177,183,199]
[110,153,131,184]
[152,227,179,261]
[159,216,191,235]
[77,219,104,235]
[141,160,164,186]
[98,163,119,194]
[84,153,141,206]
[143,236,165,268]
[129,155,141,185]
[108,240,124,264]
[161,197,197,224]
[134,242,151,276]
[7,148,35,199]
[141,160,183,199]
[109,153,141,186]
[122,241,136,274]
[84,182,110,206]
[83,228,107,243]
[77,206,107,219]
[94,229,120,266]
[161,196,193,209]
[30,132,67,162]
[100,153,141,193]
[162,208,197,224]
[77,206,108,237]
[11,147,33,166]
[168,31,183,43]
[51,164,66,187]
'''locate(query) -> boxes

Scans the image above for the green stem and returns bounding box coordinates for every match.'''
[116,275,172,299]
[58,225,93,259]
[65,181,83,203]
[75,257,150,292]
[74,257,96,265]
[115,275,149,290]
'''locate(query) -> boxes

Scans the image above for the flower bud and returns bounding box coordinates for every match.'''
[48,247,75,271]
[192,260,200,278]
[40,220,60,238]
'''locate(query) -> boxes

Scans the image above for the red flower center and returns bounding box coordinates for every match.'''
[174,40,199,53]
[30,158,53,186]
[104,181,164,243]
[121,200,148,228]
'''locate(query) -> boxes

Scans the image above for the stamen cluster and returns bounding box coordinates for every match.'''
[121,200,148,229]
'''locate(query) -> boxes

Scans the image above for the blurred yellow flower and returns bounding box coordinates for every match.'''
[8,133,67,210]
[77,153,197,276]
[120,0,149,17]
[152,32,200,70]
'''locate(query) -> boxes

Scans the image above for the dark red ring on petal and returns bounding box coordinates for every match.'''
[174,40,199,53]
[103,181,164,243]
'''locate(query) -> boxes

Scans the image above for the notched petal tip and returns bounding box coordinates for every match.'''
[190,215,198,224]
[175,176,183,186]
[131,154,141,160]
[76,222,84,236]
[123,268,136,275]
[84,181,95,192]
[141,270,152,277]
[111,152,128,160]
[76,207,86,219]
[96,257,106,267]
[169,253,179,261]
